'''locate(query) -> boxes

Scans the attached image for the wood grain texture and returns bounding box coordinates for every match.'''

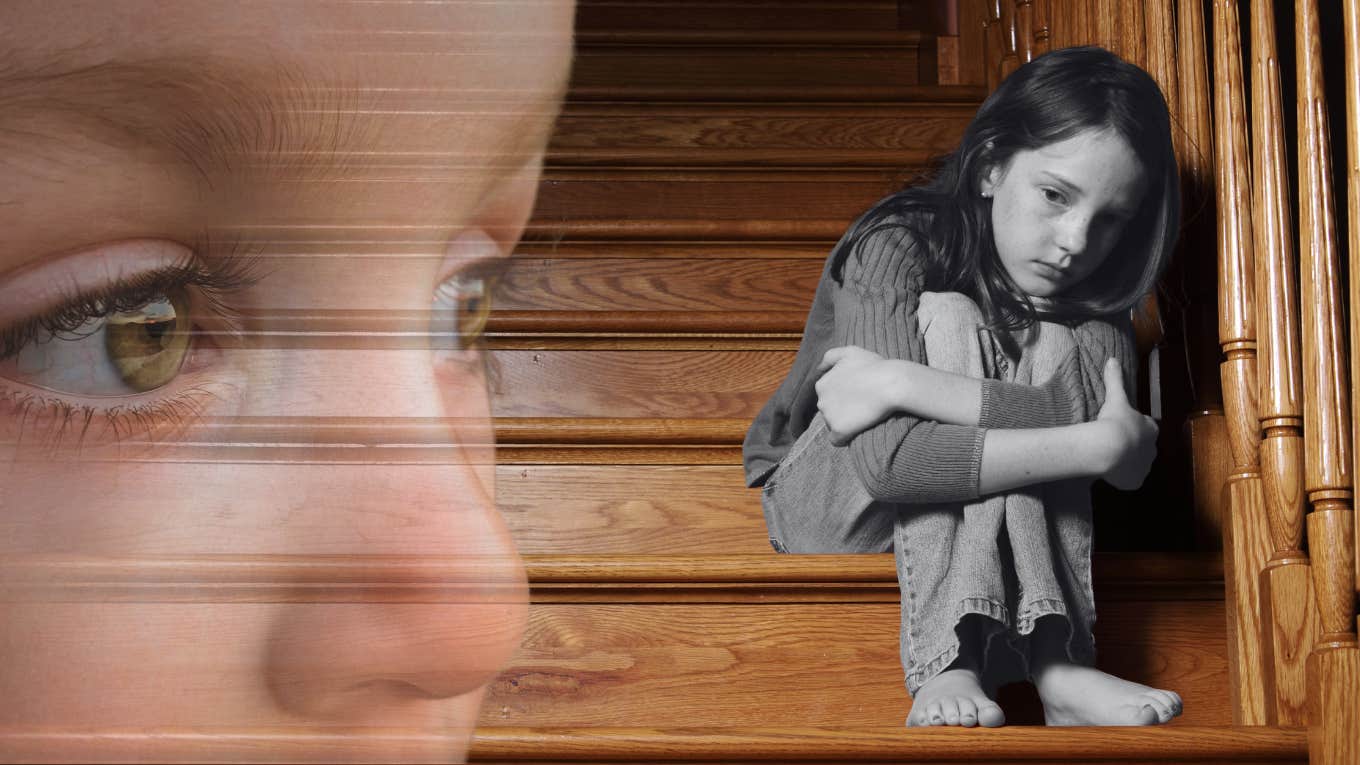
[1015,0,1035,63]
[497,465,767,555]
[469,726,1308,763]
[1032,0,1051,54]
[1117,0,1147,68]
[575,1,902,32]
[548,104,973,168]
[1295,0,1355,503]
[566,33,944,101]
[488,350,791,419]
[0,726,1307,765]
[1144,0,1178,137]
[1222,475,1272,724]
[1189,411,1232,550]
[1307,646,1360,765]
[1259,563,1319,726]
[528,170,905,240]
[493,258,821,313]
[480,599,1232,728]
[957,0,989,85]
[1178,0,1214,196]
[998,0,1019,79]
[1347,0,1360,633]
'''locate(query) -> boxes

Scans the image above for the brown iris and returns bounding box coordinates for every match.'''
[104,292,191,392]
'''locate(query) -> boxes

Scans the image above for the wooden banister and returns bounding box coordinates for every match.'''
[1211,0,1272,727]
[1248,0,1316,727]
[1296,0,1360,759]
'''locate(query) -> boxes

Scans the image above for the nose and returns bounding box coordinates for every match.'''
[254,349,528,722]
[1054,211,1091,259]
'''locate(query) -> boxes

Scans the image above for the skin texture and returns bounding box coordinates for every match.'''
[982,128,1147,298]
[0,2,573,761]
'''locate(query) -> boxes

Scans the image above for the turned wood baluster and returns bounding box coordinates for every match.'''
[984,0,1003,90]
[998,0,1019,79]
[1118,1,1146,68]
[1299,0,1360,760]
[1015,0,1035,63]
[1248,0,1316,727]
[1346,0,1360,642]
[1144,0,1177,120]
[1031,0,1050,55]
[1211,0,1273,727]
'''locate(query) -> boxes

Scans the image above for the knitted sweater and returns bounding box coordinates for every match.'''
[742,213,1136,502]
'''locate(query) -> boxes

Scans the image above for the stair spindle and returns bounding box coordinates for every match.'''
[1248,0,1317,727]
[1297,0,1360,759]
[1212,0,1273,726]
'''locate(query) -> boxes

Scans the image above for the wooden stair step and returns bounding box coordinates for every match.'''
[567,30,929,101]
[484,554,1232,728]
[470,726,1308,763]
[548,103,975,168]
[528,169,911,241]
[576,1,904,33]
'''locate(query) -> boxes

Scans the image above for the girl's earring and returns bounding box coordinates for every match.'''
[981,191,993,198]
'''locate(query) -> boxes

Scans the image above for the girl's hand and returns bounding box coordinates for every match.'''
[814,345,905,445]
[1093,357,1158,490]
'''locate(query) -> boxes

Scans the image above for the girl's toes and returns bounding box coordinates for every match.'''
[956,697,979,728]
[940,698,961,725]
[1134,702,1161,725]
[1157,690,1183,717]
[926,701,945,726]
[1144,696,1174,724]
[977,701,1006,728]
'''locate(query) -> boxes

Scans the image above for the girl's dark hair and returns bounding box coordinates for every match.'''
[831,45,1179,337]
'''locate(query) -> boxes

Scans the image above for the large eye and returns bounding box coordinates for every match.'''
[104,292,192,392]
[434,273,493,348]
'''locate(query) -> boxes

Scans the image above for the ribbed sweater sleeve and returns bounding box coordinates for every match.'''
[976,312,1138,428]
[833,224,988,503]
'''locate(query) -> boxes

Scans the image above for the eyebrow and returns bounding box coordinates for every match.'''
[0,51,372,189]
[1037,170,1139,217]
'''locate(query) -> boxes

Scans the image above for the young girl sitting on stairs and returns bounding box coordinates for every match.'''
[743,46,1184,728]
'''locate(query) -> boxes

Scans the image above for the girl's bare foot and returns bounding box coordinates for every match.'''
[1033,660,1183,726]
[906,667,1006,728]
[1027,617,1182,725]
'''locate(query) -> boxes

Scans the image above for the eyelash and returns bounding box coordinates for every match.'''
[0,233,262,447]
[1041,187,1068,205]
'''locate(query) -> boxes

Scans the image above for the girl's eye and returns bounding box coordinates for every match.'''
[104,292,192,392]
[433,272,494,349]
[1041,187,1067,205]
[10,288,194,396]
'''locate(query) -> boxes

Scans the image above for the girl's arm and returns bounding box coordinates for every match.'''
[817,314,1135,434]
[977,358,1157,494]
[816,350,1157,493]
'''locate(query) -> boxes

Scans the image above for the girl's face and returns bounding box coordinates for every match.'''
[0,1,573,761]
[981,128,1148,299]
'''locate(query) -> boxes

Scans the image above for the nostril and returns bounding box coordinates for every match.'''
[264,575,529,721]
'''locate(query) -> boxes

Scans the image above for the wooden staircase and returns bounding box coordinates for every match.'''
[471,1,1326,762]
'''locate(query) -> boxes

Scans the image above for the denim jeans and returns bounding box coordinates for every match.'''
[760,292,1097,696]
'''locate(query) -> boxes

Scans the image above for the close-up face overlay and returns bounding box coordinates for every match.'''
[982,127,1147,299]
[0,1,573,761]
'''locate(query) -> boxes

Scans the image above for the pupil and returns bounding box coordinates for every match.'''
[144,319,172,342]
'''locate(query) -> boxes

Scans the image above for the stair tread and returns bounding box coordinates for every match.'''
[471,725,1307,761]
